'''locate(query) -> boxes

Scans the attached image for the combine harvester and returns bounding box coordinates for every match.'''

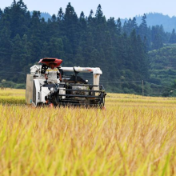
[26,58,106,108]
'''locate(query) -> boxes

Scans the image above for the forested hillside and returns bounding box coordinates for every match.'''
[122,13,176,33]
[0,0,175,95]
[43,13,176,33]
[148,44,176,96]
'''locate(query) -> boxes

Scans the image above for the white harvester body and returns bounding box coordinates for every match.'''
[26,64,106,107]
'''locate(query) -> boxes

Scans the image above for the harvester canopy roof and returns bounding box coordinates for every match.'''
[38,58,63,67]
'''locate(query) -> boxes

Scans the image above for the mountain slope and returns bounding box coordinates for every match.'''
[149,44,176,86]
[121,13,176,32]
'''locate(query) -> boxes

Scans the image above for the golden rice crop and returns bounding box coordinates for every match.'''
[0,89,176,175]
[0,88,25,104]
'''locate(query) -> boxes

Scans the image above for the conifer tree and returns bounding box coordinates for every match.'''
[151,25,163,49]
[139,14,147,40]
[117,18,122,35]
[169,29,176,43]
[64,2,79,60]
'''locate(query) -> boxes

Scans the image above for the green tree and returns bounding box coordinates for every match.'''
[64,2,79,58]
[151,25,163,49]
[28,11,43,63]
[0,27,12,67]
[48,38,64,58]
[169,29,176,43]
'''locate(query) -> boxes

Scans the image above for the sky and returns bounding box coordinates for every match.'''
[1,0,176,19]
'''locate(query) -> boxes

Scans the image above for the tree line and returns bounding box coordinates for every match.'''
[0,0,174,92]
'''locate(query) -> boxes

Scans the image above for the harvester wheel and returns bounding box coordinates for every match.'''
[99,97,105,109]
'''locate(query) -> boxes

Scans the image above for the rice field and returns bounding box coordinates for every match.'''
[0,88,176,175]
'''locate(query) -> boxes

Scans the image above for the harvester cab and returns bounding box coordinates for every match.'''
[25,58,106,108]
